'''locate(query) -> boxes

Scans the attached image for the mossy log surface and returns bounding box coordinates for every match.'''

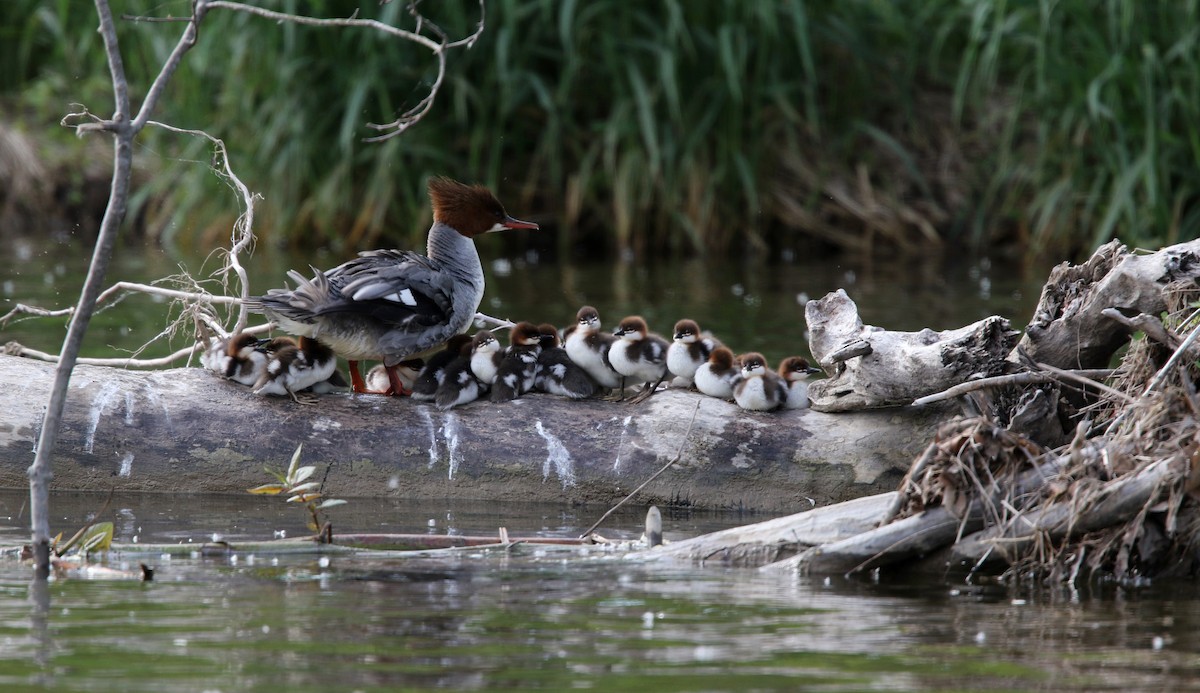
[0,355,949,511]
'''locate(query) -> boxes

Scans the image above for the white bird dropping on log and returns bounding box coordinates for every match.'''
[645,505,663,548]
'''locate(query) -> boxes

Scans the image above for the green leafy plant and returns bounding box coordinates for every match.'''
[52,521,114,557]
[248,444,347,544]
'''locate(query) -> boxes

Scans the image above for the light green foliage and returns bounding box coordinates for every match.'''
[2,0,1198,257]
[249,443,346,536]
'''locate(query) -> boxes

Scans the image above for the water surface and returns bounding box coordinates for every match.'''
[0,492,1196,692]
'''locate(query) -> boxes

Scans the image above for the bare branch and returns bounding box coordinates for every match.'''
[912,370,1116,407]
[128,1,202,133]
[7,342,199,369]
[204,1,442,50]
[0,304,74,328]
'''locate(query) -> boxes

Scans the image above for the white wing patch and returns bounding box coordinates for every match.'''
[386,288,418,306]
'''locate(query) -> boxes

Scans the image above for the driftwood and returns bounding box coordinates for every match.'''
[0,354,948,511]
[945,459,1174,569]
[804,289,1020,412]
[646,493,896,566]
[1019,239,1200,369]
[639,240,1200,582]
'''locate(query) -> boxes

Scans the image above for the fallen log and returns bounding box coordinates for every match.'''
[646,493,896,566]
[0,355,949,511]
[804,289,1019,412]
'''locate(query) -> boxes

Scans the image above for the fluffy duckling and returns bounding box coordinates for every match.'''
[490,321,543,402]
[410,334,474,401]
[778,356,822,410]
[534,323,597,399]
[434,341,487,410]
[365,360,421,395]
[253,337,338,404]
[610,315,671,403]
[694,346,739,400]
[564,306,622,391]
[468,330,504,387]
[733,352,788,412]
[666,318,722,386]
[204,332,269,386]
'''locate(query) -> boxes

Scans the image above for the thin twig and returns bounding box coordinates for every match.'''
[1143,318,1200,395]
[203,0,485,141]
[580,401,701,538]
[1033,361,1133,403]
[0,305,74,327]
[146,121,258,330]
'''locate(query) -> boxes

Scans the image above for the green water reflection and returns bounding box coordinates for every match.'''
[0,493,1197,692]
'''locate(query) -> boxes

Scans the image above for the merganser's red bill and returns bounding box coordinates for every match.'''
[502,216,539,231]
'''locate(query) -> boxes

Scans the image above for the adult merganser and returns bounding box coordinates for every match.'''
[253,336,339,403]
[434,341,486,410]
[563,306,622,391]
[610,315,671,403]
[778,356,822,410]
[666,318,722,386]
[245,176,538,395]
[490,321,542,402]
[694,346,739,400]
[733,352,787,412]
[534,323,597,399]
[365,361,421,394]
[204,332,269,386]
[410,334,474,401]
[468,329,504,388]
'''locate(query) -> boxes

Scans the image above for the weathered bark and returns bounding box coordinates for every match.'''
[1018,239,1200,369]
[0,355,949,511]
[804,289,1020,412]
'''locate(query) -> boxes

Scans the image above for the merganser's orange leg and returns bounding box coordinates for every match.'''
[385,365,413,397]
[348,360,390,395]
[348,360,369,393]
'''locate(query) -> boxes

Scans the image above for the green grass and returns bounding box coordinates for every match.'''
[2,0,1198,260]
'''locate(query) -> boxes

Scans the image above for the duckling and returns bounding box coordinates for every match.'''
[732,352,788,412]
[434,341,487,410]
[490,321,543,402]
[694,346,739,400]
[468,330,504,388]
[366,360,421,395]
[204,332,270,386]
[253,337,338,404]
[564,306,622,391]
[778,356,822,410]
[534,323,597,399]
[410,334,474,401]
[609,315,671,403]
[666,318,722,386]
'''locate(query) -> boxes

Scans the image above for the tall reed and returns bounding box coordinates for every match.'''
[2,0,1197,258]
